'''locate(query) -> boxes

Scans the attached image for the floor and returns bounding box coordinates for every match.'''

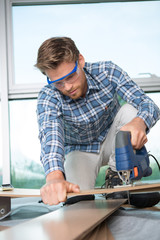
[0,196,160,240]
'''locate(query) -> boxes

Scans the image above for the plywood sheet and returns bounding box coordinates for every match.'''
[82,220,114,240]
[0,188,40,198]
[0,182,160,198]
[0,199,125,240]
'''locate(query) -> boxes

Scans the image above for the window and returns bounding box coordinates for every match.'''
[9,99,45,188]
[0,96,2,186]
[12,1,160,87]
[145,92,160,181]
[0,101,2,185]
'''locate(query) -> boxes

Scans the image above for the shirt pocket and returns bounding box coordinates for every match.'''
[64,119,97,144]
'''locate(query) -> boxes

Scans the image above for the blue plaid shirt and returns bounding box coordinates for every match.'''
[37,61,160,176]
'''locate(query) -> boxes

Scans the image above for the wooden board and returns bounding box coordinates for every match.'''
[69,182,160,196]
[0,199,125,240]
[0,188,40,198]
[82,220,114,240]
[0,182,160,198]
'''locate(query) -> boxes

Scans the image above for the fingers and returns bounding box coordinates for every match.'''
[40,180,80,206]
[40,181,67,205]
[120,125,148,149]
[120,117,148,149]
[67,183,80,193]
[131,130,148,149]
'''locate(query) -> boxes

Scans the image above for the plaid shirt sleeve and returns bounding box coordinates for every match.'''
[109,62,160,130]
[37,89,65,176]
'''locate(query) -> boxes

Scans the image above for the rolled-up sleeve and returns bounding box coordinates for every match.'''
[37,89,65,176]
[110,62,160,131]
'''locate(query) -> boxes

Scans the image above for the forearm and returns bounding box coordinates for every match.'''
[46,170,65,183]
[132,97,160,130]
[113,64,160,130]
[39,118,65,175]
[136,99,160,131]
[130,117,147,131]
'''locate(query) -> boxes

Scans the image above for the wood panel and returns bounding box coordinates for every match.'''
[82,220,114,240]
[0,188,40,198]
[0,199,125,240]
[69,182,160,197]
[0,182,160,198]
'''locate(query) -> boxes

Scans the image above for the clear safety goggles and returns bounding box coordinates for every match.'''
[47,61,79,89]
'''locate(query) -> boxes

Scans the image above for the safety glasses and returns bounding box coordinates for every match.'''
[47,61,79,88]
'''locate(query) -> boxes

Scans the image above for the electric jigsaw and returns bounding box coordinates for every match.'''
[115,131,152,185]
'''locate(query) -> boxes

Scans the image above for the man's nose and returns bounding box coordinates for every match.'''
[64,82,73,91]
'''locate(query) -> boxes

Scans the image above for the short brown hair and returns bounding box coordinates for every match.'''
[35,37,80,74]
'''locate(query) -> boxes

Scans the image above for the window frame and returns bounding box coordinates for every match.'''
[0,0,11,184]
[6,0,160,100]
[0,0,160,185]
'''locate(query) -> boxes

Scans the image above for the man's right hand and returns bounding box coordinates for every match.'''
[40,170,80,205]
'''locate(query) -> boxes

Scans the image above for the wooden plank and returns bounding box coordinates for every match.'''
[0,182,160,198]
[82,220,114,240]
[0,188,40,198]
[0,199,125,240]
[68,182,160,197]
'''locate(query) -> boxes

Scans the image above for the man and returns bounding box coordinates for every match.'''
[35,37,160,205]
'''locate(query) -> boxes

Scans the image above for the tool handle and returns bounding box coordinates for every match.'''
[115,131,133,171]
[115,131,152,180]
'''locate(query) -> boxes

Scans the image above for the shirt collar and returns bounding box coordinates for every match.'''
[60,63,100,102]
[84,67,99,93]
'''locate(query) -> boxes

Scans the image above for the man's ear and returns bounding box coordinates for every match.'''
[78,54,85,68]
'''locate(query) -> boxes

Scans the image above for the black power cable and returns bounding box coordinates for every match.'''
[148,153,160,172]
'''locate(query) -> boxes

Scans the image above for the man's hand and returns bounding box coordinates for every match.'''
[120,117,148,149]
[40,170,80,205]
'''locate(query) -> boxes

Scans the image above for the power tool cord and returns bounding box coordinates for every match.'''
[148,153,160,171]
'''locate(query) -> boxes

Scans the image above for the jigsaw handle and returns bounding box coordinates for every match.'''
[115,131,152,181]
[115,131,133,171]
